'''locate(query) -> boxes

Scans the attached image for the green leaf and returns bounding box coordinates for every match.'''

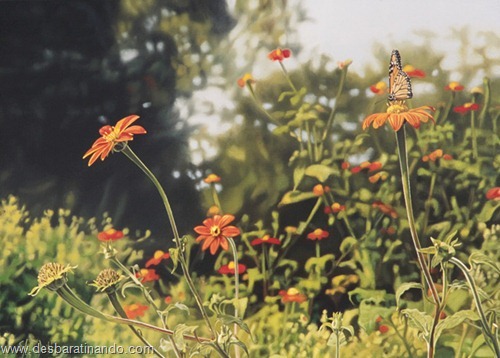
[290,87,307,106]
[469,252,500,274]
[173,323,198,351]
[293,165,306,190]
[278,90,295,103]
[278,190,316,207]
[383,239,403,263]
[395,282,423,308]
[168,247,179,274]
[476,200,500,222]
[304,254,335,273]
[401,308,432,338]
[417,167,433,177]
[435,310,479,341]
[339,236,358,255]
[218,314,251,335]
[304,164,339,182]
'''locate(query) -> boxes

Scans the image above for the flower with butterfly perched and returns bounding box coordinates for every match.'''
[363,102,435,131]
[83,115,146,166]
[194,214,240,255]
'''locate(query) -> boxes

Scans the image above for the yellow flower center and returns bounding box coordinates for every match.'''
[103,127,120,142]
[314,228,323,236]
[228,261,235,270]
[448,81,460,90]
[210,225,221,237]
[464,102,473,108]
[387,103,408,114]
[287,287,299,296]
[154,250,164,259]
[262,235,270,241]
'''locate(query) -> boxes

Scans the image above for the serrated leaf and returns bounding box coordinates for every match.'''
[435,310,479,341]
[304,164,338,182]
[395,282,423,308]
[402,308,432,337]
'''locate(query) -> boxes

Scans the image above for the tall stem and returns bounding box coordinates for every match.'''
[395,126,441,357]
[228,237,241,358]
[121,146,216,338]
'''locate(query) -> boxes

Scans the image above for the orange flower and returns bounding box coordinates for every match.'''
[403,65,425,78]
[268,48,291,62]
[370,81,387,94]
[486,187,500,201]
[145,250,170,268]
[83,115,146,166]
[251,234,281,246]
[341,161,350,170]
[204,173,221,183]
[453,102,480,114]
[136,268,160,283]
[445,82,464,92]
[237,73,255,88]
[312,184,325,196]
[372,201,398,219]
[218,261,247,275]
[368,162,383,172]
[331,202,346,213]
[307,228,329,241]
[369,172,388,183]
[123,303,148,319]
[279,287,307,303]
[363,103,435,132]
[97,228,124,242]
[194,214,240,255]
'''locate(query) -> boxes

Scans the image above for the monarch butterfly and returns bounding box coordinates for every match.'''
[388,50,413,102]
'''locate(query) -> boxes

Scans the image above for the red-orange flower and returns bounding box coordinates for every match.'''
[268,48,291,62]
[83,115,146,166]
[237,73,255,88]
[379,325,390,334]
[486,187,500,201]
[307,228,329,241]
[341,161,350,170]
[97,228,124,242]
[218,261,247,275]
[145,250,170,268]
[370,81,387,95]
[369,172,388,183]
[363,103,435,132]
[445,82,464,92]
[403,65,425,78]
[331,202,346,213]
[372,201,398,219]
[136,268,160,283]
[251,234,281,246]
[453,102,480,114]
[279,288,307,303]
[204,174,221,184]
[194,214,240,255]
[123,303,148,319]
[368,161,383,172]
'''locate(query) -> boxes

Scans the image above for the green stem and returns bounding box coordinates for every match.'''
[318,65,348,155]
[262,244,268,297]
[121,146,217,339]
[395,126,441,358]
[55,284,211,343]
[227,237,241,358]
[110,257,181,357]
[387,316,414,357]
[211,184,223,212]
[449,257,500,357]
[422,172,437,236]
[279,61,297,93]
[107,291,166,358]
[470,102,478,161]
[315,241,321,258]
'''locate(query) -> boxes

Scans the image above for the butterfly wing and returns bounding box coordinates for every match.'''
[388,50,413,101]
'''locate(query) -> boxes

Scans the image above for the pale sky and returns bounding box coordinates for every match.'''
[298,0,500,74]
